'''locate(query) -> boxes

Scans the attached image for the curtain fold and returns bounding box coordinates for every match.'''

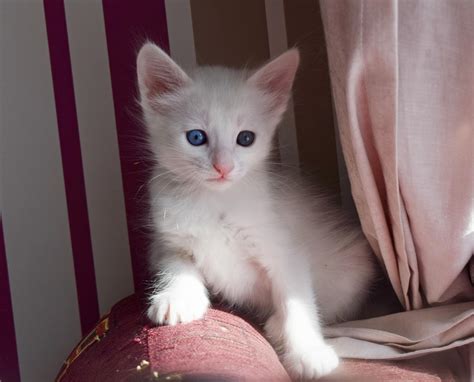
[320,0,473,375]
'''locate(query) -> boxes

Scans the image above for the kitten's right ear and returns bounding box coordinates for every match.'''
[137,42,190,110]
[247,49,299,118]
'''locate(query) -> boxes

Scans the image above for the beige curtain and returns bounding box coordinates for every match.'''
[319,0,473,377]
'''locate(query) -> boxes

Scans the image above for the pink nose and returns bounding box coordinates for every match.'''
[213,163,234,177]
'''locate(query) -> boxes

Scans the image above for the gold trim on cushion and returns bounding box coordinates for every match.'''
[55,314,110,382]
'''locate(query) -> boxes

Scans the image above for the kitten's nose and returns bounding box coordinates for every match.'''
[213,162,234,177]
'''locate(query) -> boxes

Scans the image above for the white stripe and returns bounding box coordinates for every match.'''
[165,0,197,69]
[64,0,134,314]
[264,0,300,169]
[0,3,81,381]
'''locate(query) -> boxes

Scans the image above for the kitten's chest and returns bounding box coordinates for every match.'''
[159,194,267,247]
[158,197,272,307]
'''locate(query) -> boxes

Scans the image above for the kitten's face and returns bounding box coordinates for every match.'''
[137,44,299,191]
[145,69,278,191]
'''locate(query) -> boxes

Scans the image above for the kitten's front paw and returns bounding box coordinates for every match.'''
[282,342,339,380]
[147,286,210,326]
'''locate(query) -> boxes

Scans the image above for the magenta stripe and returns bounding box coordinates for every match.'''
[0,220,21,382]
[43,0,99,334]
[102,0,170,291]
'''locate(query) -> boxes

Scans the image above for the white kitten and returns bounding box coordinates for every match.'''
[137,43,376,380]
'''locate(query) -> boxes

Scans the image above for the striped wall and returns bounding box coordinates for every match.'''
[0,1,343,381]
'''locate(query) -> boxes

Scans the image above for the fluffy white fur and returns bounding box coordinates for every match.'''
[137,43,376,380]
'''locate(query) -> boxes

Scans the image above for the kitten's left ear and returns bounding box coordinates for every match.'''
[247,49,300,116]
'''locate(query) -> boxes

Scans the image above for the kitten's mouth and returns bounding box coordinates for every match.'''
[207,177,229,183]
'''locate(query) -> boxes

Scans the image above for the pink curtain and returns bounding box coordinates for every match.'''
[320,0,473,377]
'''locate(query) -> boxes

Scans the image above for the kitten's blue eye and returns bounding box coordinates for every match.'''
[186,129,207,146]
[236,131,255,147]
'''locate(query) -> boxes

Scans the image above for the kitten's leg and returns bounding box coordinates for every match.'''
[263,253,339,379]
[148,253,209,326]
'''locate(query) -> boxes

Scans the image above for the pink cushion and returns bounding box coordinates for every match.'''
[56,294,457,382]
[56,294,290,381]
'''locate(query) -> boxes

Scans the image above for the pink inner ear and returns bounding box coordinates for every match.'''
[256,71,293,112]
[144,70,184,100]
[257,70,292,95]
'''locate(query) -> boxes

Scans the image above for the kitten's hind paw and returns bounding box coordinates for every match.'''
[282,342,339,380]
[147,286,210,326]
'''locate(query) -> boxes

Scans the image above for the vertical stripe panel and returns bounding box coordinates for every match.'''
[0,6,20,379]
[64,0,134,315]
[43,0,100,334]
[264,0,300,169]
[102,0,170,291]
[283,0,340,193]
[165,0,197,69]
[0,2,82,381]
[0,221,20,382]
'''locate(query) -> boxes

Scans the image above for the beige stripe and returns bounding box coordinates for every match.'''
[0,2,81,381]
[64,0,134,314]
[165,0,197,69]
[265,0,300,169]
